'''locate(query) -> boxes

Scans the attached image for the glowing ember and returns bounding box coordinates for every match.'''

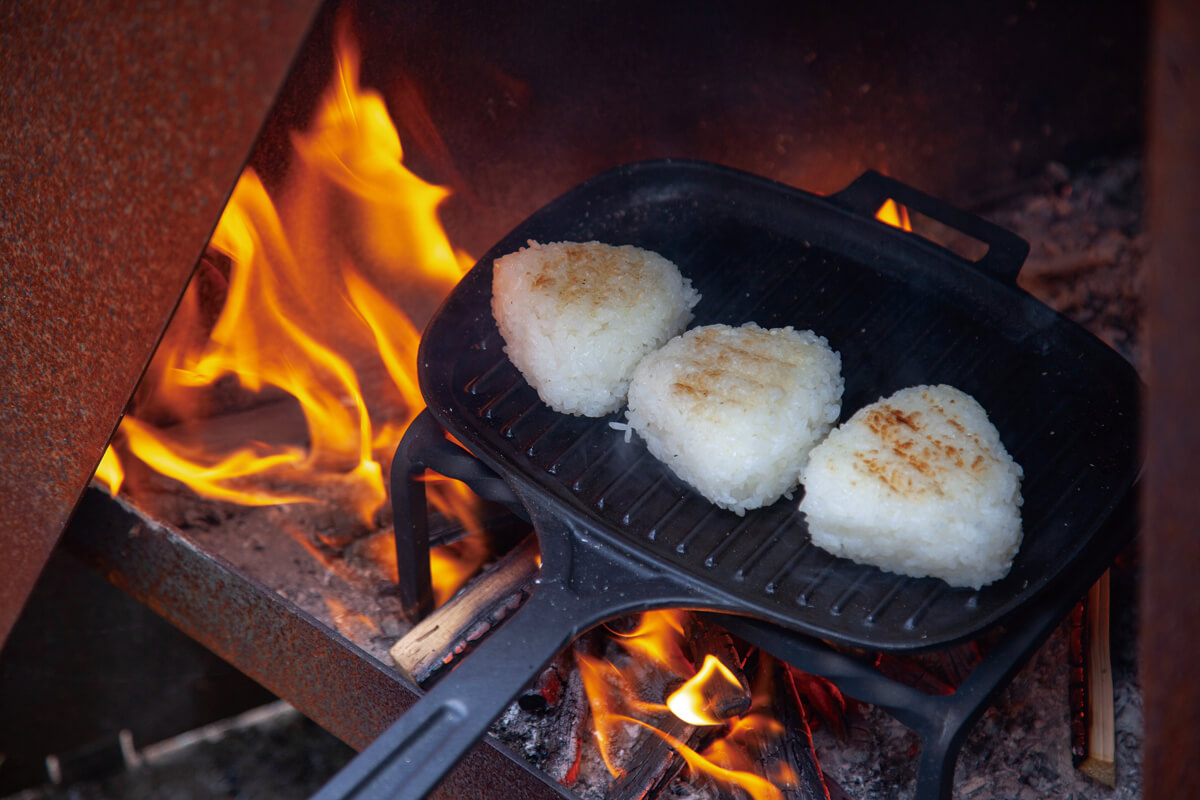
[875,198,914,231]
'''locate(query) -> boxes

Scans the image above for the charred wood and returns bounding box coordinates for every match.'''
[686,616,752,720]
[519,650,572,714]
[714,653,830,800]
[493,638,591,786]
[389,534,539,686]
[569,614,714,800]
[608,713,703,800]
[775,661,833,800]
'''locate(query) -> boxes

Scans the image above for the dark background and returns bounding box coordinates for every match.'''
[256,0,1146,258]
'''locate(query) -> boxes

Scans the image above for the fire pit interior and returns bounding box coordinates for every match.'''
[0,1,1154,799]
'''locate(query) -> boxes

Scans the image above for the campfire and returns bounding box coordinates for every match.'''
[91,20,855,799]
[95,16,489,612]
[22,5,1143,800]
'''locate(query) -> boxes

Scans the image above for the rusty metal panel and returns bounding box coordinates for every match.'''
[63,489,571,800]
[0,547,276,794]
[1144,0,1200,797]
[0,0,322,649]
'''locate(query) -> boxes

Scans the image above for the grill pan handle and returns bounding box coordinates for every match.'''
[309,580,585,800]
[313,492,710,800]
[829,170,1030,284]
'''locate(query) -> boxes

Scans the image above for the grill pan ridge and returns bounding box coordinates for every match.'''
[421,160,1140,651]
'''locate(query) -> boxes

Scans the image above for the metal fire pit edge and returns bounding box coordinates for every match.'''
[62,487,574,800]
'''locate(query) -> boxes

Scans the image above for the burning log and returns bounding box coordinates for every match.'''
[683,616,753,721]
[707,653,831,800]
[390,535,539,686]
[1069,570,1116,786]
[773,662,836,800]
[571,611,747,800]
[608,713,704,800]
[604,617,839,800]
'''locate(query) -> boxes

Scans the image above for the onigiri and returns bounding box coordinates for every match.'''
[624,322,844,515]
[491,240,699,417]
[798,384,1024,589]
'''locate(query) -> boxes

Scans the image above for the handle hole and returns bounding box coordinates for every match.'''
[875,199,991,264]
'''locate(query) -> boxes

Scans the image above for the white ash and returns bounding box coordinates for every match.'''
[492,659,588,785]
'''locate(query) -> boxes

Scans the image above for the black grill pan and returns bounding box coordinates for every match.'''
[314,162,1139,800]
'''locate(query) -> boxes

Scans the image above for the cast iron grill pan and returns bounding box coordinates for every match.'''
[314,162,1139,800]
[429,160,1138,647]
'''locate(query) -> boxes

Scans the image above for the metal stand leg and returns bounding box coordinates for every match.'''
[390,409,526,622]
[714,489,1136,800]
[391,407,1137,798]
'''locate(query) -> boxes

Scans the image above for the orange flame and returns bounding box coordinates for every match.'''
[666,654,746,726]
[576,653,633,779]
[620,714,784,800]
[610,609,693,677]
[341,521,485,606]
[580,612,802,799]
[99,19,476,532]
[121,415,314,507]
[94,445,124,495]
[575,611,696,779]
[86,14,489,611]
[286,21,474,289]
[875,198,913,231]
[694,655,823,798]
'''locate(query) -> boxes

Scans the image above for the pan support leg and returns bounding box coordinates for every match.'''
[391,409,527,622]
[714,489,1136,800]
[906,582,1081,800]
[392,410,1137,799]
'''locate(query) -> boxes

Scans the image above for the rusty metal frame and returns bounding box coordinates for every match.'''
[1143,0,1200,796]
[62,488,571,800]
[0,0,322,651]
